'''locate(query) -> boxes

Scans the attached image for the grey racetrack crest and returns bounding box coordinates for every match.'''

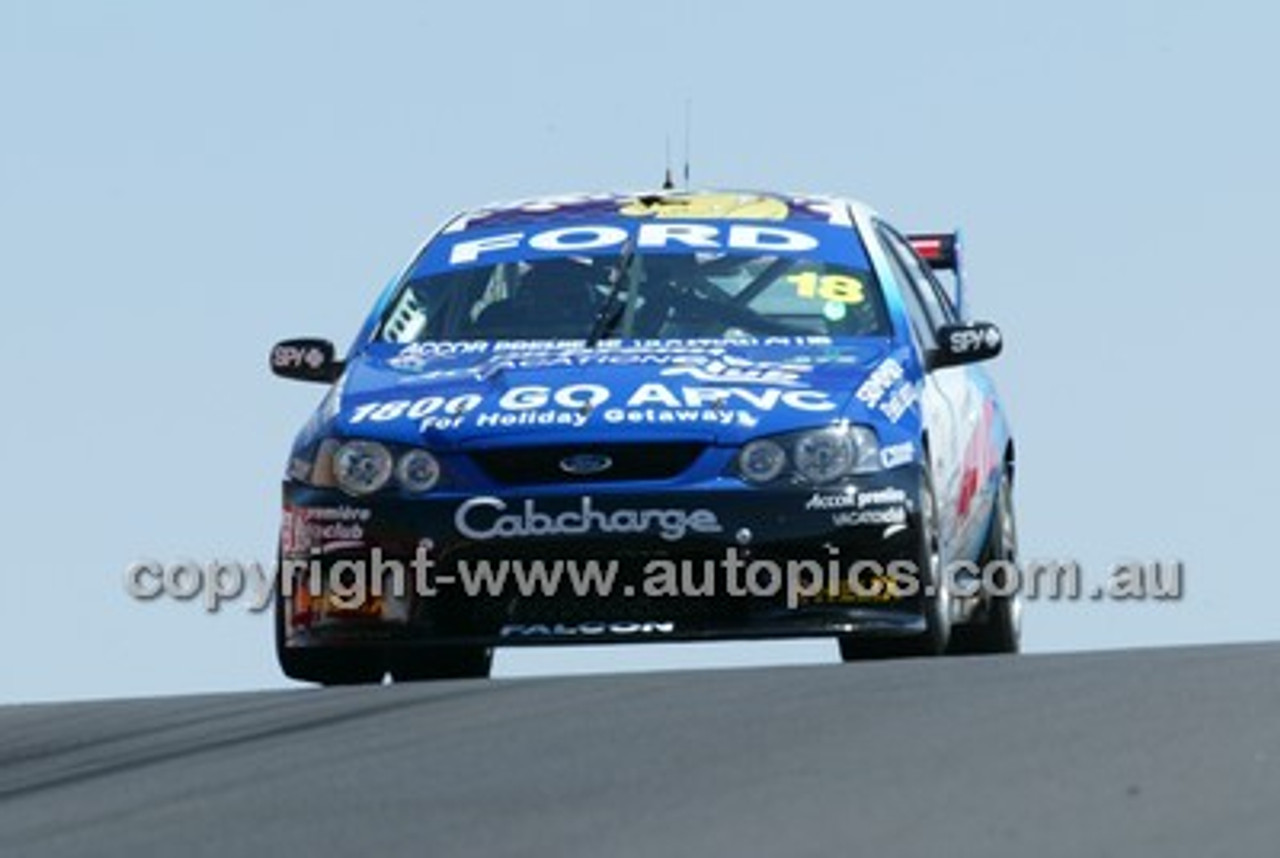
[3,643,1279,857]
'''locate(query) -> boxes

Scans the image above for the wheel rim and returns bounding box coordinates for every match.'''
[997,477,1022,639]
[920,478,950,645]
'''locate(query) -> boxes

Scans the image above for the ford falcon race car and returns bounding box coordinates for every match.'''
[270,190,1019,684]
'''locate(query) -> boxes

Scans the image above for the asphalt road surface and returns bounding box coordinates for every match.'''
[3,643,1279,857]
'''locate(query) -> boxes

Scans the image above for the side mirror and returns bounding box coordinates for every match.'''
[269,338,344,383]
[932,322,1003,369]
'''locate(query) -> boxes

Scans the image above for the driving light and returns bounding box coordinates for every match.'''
[396,449,441,493]
[333,440,394,496]
[739,439,787,484]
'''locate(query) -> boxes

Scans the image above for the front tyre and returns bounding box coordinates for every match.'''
[948,468,1021,655]
[839,465,951,661]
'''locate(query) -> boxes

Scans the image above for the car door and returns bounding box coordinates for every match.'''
[874,222,987,559]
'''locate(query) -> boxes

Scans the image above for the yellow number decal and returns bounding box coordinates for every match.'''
[785,273,865,304]
[788,271,819,298]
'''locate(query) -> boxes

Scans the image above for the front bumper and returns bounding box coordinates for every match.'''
[278,470,926,649]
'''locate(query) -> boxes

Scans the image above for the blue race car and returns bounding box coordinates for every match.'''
[270,190,1019,684]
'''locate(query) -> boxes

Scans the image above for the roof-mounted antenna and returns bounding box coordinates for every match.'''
[683,98,692,189]
[662,134,675,190]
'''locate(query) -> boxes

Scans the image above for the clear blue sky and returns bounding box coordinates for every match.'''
[2,0,1276,703]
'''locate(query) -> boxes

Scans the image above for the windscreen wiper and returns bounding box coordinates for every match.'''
[585,236,637,348]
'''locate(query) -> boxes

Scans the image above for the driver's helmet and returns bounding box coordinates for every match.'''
[475,257,601,335]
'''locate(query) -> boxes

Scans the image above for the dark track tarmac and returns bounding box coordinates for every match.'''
[3,643,1279,857]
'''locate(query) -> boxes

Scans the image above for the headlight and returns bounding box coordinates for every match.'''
[396,449,441,493]
[793,428,855,483]
[333,440,394,496]
[739,439,787,484]
[734,425,882,485]
[845,426,883,474]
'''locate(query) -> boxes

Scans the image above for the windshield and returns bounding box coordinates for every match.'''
[377,213,889,343]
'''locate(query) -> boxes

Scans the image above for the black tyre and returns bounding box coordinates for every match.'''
[839,466,951,661]
[389,647,493,682]
[274,587,386,686]
[948,468,1021,655]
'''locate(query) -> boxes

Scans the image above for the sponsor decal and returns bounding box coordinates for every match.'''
[272,343,328,371]
[439,193,852,234]
[500,621,676,638]
[440,193,624,234]
[347,394,483,427]
[388,341,490,369]
[806,487,906,513]
[640,384,823,425]
[805,490,859,511]
[879,382,919,423]
[486,336,829,351]
[857,487,907,508]
[879,441,915,469]
[949,325,1001,354]
[386,338,835,375]
[281,505,373,555]
[348,381,838,432]
[601,406,756,428]
[410,216,873,278]
[476,410,593,429]
[445,222,821,267]
[658,353,813,387]
[855,359,904,409]
[496,384,609,411]
[456,496,723,543]
[852,358,920,424]
[832,506,908,528]
[815,486,910,529]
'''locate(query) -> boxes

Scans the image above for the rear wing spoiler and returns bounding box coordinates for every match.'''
[907,231,966,317]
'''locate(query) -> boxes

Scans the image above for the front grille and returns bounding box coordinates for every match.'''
[469,443,705,485]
